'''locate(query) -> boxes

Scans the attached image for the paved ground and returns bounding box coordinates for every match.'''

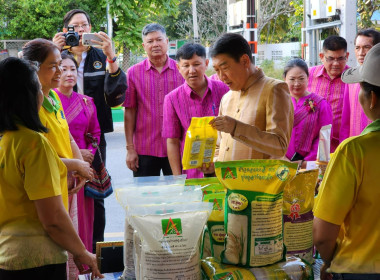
[103,122,131,242]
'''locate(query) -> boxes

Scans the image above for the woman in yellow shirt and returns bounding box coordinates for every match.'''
[0,58,102,279]
[313,44,380,279]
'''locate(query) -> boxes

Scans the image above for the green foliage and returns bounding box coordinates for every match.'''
[260,0,302,44]
[357,0,380,29]
[107,0,180,54]
[259,59,285,80]
[0,0,105,39]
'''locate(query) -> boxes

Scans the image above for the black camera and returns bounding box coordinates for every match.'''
[64,25,80,47]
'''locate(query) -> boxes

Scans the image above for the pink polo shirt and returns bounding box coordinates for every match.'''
[339,83,371,142]
[307,64,349,152]
[163,76,229,178]
[123,57,184,157]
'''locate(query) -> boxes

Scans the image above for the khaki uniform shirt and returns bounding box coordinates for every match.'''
[217,68,293,161]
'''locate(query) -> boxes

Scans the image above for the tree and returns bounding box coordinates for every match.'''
[357,0,380,29]
[172,0,227,46]
[0,0,105,39]
[257,0,296,43]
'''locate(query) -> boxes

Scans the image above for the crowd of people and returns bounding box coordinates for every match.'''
[0,6,379,280]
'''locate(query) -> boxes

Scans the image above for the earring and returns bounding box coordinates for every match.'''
[370,106,374,110]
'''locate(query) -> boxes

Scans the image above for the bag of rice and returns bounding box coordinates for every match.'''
[128,202,212,280]
[185,177,224,197]
[283,169,318,264]
[203,192,226,261]
[201,256,313,280]
[215,160,298,267]
[182,117,217,170]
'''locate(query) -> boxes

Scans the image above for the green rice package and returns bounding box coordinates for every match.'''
[201,256,313,280]
[283,169,318,264]
[215,160,298,267]
[185,177,225,197]
[203,192,226,261]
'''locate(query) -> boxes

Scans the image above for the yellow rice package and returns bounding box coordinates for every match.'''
[203,192,226,261]
[201,256,313,280]
[182,117,217,170]
[215,160,298,267]
[283,169,318,264]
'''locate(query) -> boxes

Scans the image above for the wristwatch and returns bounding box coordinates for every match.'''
[106,56,117,63]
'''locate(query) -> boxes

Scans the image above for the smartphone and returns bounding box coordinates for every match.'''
[82,33,103,46]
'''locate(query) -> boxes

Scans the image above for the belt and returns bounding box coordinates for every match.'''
[332,273,380,280]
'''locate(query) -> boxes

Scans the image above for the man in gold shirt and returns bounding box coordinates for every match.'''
[203,33,293,172]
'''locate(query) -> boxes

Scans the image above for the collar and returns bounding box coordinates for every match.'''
[241,67,265,93]
[145,55,172,71]
[184,75,212,100]
[360,119,380,135]
[42,90,60,113]
[316,64,350,80]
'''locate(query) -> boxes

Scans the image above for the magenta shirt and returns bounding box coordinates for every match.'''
[123,57,184,157]
[163,76,229,178]
[286,93,333,161]
[307,64,349,152]
[56,89,101,154]
[339,83,372,142]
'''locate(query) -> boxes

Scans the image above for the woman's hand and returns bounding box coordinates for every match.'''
[80,149,95,164]
[320,262,332,280]
[68,176,87,196]
[73,250,104,279]
[75,159,94,181]
[197,163,216,176]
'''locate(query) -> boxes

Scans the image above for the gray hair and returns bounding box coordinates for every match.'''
[142,23,166,40]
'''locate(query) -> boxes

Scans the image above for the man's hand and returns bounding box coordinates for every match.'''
[53,32,66,50]
[92,32,115,60]
[80,149,95,164]
[198,163,215,176]
[126,148,139,172]
[210,115,237,134]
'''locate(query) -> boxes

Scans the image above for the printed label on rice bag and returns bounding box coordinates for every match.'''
[215,160,298,268]
[210,224,226,243]
[130,211,209,280]
[250,195,283,266]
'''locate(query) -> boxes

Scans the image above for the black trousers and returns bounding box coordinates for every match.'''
[332,273,380,280]
[93,133,107,253]
[133,155,172,177]
[0,263,66,280]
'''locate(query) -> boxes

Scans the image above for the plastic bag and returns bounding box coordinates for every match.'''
[182,117,217,170]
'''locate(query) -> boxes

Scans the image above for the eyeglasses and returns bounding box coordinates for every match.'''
[72,24,89,30]
[324,56,347,63]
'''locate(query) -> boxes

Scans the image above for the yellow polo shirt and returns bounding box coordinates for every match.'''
[0,125,68,270]
[38,90,73,159]
[314,119,380,273]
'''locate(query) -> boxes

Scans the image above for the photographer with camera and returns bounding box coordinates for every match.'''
[53,9,127,253]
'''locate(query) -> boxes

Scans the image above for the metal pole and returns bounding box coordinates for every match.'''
[107,2,113,39]
[192,0,200,43]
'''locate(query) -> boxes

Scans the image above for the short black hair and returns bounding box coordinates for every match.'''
[61,53,78,68]
[210,33,253,63]
[355,28,380,46]
[142,23,166,39]
[63,9,91,28]
[176,43,206,61]
[283,58,309,78]
[361,82,380,99]
[322,35,347,52]
[22,38,60,64]
[0,57,47,133]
